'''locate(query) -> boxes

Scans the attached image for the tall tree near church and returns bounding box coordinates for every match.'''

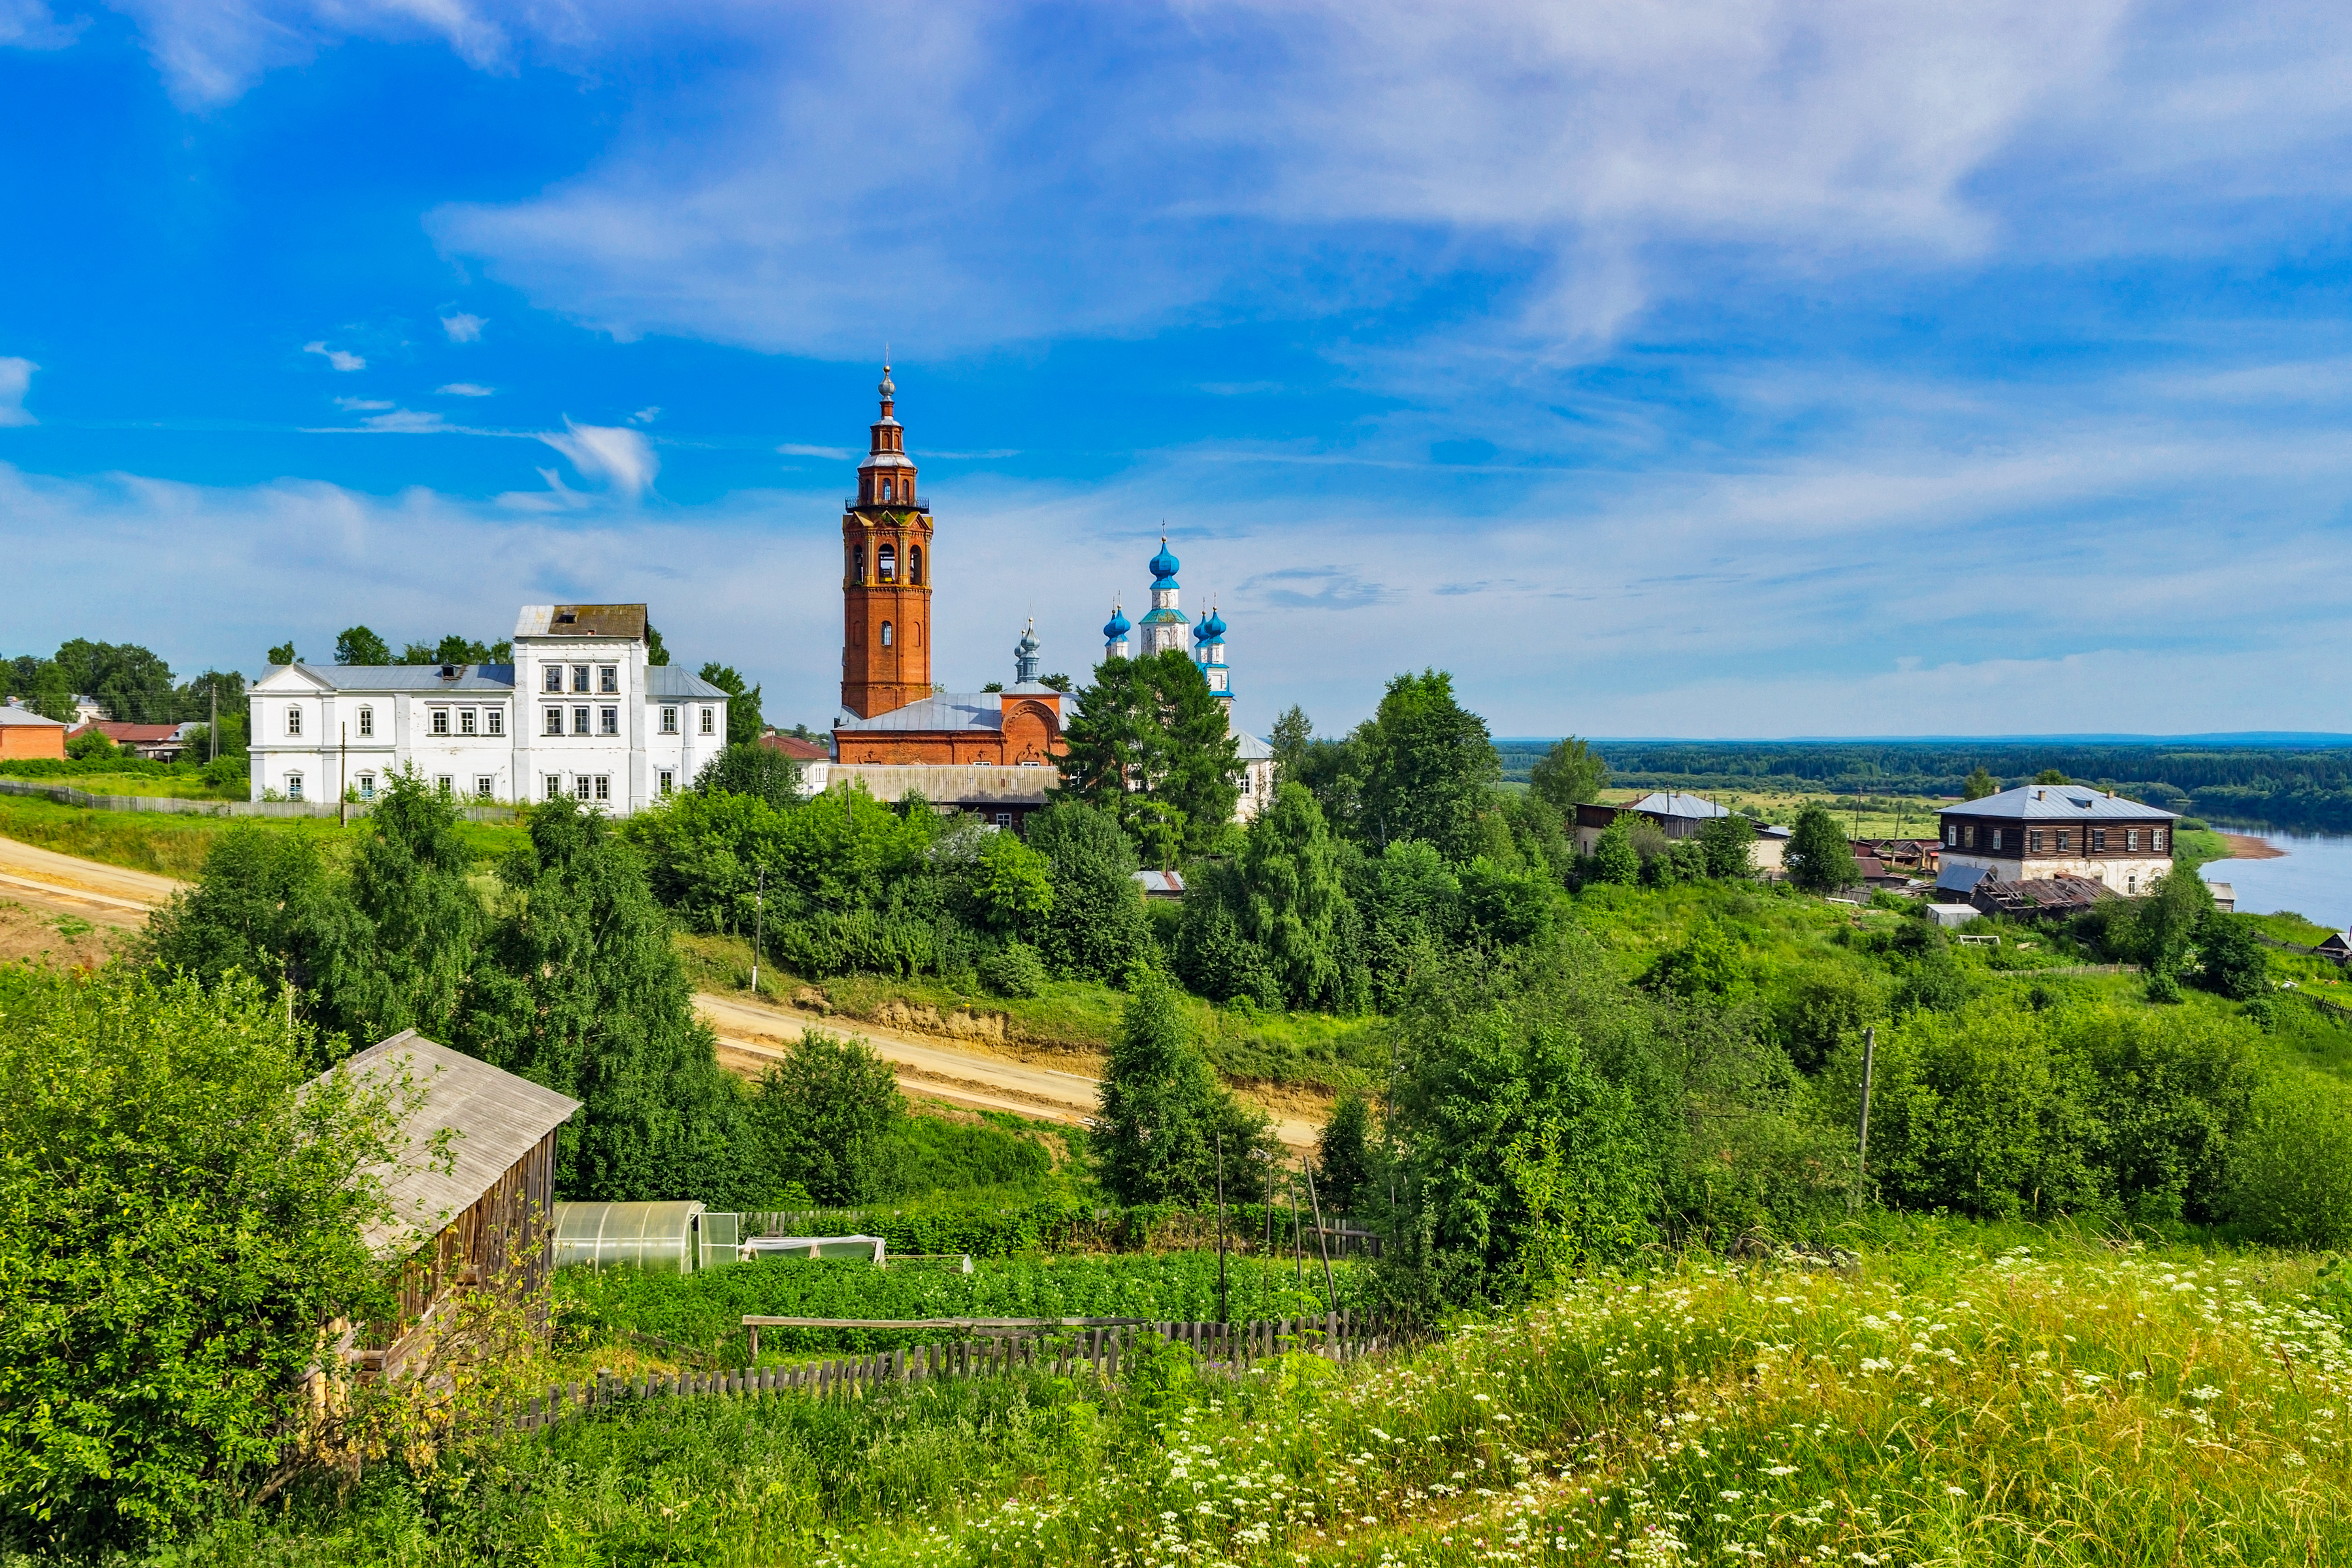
[698,662,765,747]
[1058,649,1241,861]
[1356,668,1499,862]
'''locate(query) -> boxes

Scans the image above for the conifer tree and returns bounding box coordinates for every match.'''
[1093,969,1265,1205]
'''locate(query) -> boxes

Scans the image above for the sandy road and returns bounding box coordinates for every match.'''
[0,832,1320,1149]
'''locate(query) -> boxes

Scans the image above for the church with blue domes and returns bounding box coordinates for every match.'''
[1100,534,1272,817]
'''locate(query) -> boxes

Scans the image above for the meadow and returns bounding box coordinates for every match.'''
[128,1223,2352,1567]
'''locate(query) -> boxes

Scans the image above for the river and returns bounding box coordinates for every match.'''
[2200,826,2352,933]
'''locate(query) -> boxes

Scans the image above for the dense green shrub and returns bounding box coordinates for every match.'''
[1316,1092,1375,1218]
[1026,801,1151,983]
[1175,784,1367,1013]
[692,740,802,811]
[1094,971,1272,1205]
[979,939,1047,998]
[2225,1066,2352,1247]
[742,1032,904,1205]
[0,968,406,1553]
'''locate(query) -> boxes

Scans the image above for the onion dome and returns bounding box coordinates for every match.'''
[1195,605,1226,642]
[878,361,895,401]
[1149,535,1180,584]
[1103,601,1132,640]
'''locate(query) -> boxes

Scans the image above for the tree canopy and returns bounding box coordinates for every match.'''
[1057,649,1241,864]
[1529,736,1609,811]
[698,662,764,746]
[1356,669,1499,860]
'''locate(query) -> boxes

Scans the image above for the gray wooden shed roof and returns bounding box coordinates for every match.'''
[316,1031,580,1258]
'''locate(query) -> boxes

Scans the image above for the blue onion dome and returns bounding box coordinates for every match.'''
[1149,536,1180,583]
[1200,605,1227,640]
[1015,623,1039,659]
[1103,602,1131,640]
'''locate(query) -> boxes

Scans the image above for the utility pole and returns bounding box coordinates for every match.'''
[1304,1159,1337,1315]
[208,680,218,764]
[338,723,348,827]
[1851,1025,1876,1216]
[750,865,766,997]
[1215,1132,1229,1324]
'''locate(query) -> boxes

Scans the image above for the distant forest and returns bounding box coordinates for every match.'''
[1494,740,2352,834]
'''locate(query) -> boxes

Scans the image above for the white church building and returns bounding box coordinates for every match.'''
[246,603,730,813]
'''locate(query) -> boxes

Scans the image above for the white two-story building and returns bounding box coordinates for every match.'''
[246,603,730,813]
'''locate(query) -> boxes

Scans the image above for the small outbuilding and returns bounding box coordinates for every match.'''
[317,1031,580,1376]
[1925,902,1982,929]
[0,703,67,760]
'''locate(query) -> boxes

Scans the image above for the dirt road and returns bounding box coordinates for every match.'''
[0,838,182,928]
[694,990,1321,1151]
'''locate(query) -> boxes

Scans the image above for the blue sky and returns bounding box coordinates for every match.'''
[5,2,2351,740]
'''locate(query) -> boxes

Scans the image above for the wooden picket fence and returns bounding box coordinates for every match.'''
[500,1311,1413,1436]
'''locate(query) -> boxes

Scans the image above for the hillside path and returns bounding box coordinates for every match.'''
[0,837,185,927]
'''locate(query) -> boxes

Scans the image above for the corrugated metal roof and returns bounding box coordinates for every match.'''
[290,664,519,691]
[1943,785,2180,822]
[1234,729,1272,760]
[514,604,648,640]
[1630,791,1730,820]
[646,666,732,699]
[0,707,66,727]
[835,693,1006,734]
[316,1032,579,1258]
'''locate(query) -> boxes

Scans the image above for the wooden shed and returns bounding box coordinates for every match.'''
[318,1030,580,1376]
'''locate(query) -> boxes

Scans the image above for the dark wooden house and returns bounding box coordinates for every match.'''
[320,1031,580,1376]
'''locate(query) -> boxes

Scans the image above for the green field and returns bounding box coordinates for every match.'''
[148,1223,2352,1567]
[0,793,531,879]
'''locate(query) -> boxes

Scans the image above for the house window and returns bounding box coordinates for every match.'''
[1961,825,1974,849]
[2057,830,2071,852]
[2129,874,2140,894]
[545,708,563,736]
[474,775,494,798]
[460,709,477,736]
[573,706,591,735]
[600,706,619,736]
[1990,828,2003,851]
[572,776,591,800]
[286,706,302,737]
[2127,829,2140,852]
[2028,830,2043,853]
[286,772,303,800]
[357,706,374,738]
[879,544,896,582]
[659,770,674,795]
[436,776,454,796]
[700,707,715,735]
[357,772,376,800]
[2155,828,2168,851]
[600,666,618,694]
[544,774,561,800]
[995,811,1012,827]
[594,775,611,802]
[572,665,590,694]
[544,666,563,693]
[661,706,678,734]
[911,545,923,585]
[431,709,449,736]
[2092,828,2107,851]
[881,621,894,647]
[1946,825,1957,846]
[487,708,503,736]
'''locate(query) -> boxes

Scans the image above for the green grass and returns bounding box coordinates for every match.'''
[141,1223,2352,1566]
[2174,824,2234,870]
[679,930,1392,1093]
[0,795,531,882]
[555,1250,1371,1365]
[3,769,246,800]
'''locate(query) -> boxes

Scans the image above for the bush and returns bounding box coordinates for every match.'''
[979,940,1047,999]
[1094,970,1271,1206]
[0,968,406,1553]
[743,1030,904,1205]
[2226,1067,2352,1247]
[1316,1091,1375,1217]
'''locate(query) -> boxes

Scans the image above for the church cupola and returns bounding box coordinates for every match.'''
[1193,603,1232,711]
[1138,534,1189,657]
[1013,619,1041,685]
[840,363,935,719]
[1102,600,1132,660]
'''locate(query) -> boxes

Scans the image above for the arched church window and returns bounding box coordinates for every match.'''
[881,621,894,648]
[882,478,894,501]
[853,543,865,582]
[910,546,923,584]
[879,544,896,582]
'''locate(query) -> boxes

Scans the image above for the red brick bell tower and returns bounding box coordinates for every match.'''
[840,364,934,719]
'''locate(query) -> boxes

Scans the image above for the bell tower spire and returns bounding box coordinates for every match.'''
[840,363,934,719]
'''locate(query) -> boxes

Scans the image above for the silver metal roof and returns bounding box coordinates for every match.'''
[1630,791,1730,821]
[287,664,518,691]
[1942,785,2180,822]
[836,693,1007,734]
[646,667,733,699]
[1234,729,1271,760]
[315,1032,580,1259]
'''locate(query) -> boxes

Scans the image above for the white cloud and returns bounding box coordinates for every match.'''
[110,0,509,108]
[536,418,657,498]
[335,396,395,411]
[629,406,659,424]
[436,382,495,396]
[777,442,851,460]
[359,409,454,433]
[304,340,366,372]
[440,312,485,343]
[0,0,84,50]
[0,357,36,427]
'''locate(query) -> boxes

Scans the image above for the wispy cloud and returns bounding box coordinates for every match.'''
[629,406,659,424]
[436,382,495,397]
[536,418,658,499]
[359,409,453,433]
[303,340,365,372]
[440,312,485,343]
[777,442,851,460]
[334,396,394,411]
[0,0,84,50]
[110,0,510,108]
[0,357,36,427]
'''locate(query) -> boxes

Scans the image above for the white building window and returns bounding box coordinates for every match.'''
[460,709,477,736]
[1946,824,1957,846]
[2155,828,2168,851]
[431,709,449,736]
[474,775,494,798]
[600,706,619,736]
[544,774,561,800]
[286,772,304,800]
[700,707,715,735]
[572,706,590,735]
[661,706,678,734]
[357,772,376,800]
[286,706,302,737]
[659,770,674,795]
[544,707,563,736]
[2127,829,2140,852]
[357,706,374,738]
[600,666,619,694]
[544,666,563,693]
[572,664,590,694]
[436,776,454,796]
[487,708,503,736]
[573,776,591,801]
[594,775,611,803]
